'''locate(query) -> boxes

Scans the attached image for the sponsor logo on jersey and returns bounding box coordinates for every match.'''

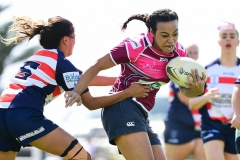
[210,75,219,84]
[160,57,168,62]
[177,43,185,51]
[18,126,45,141]
[129,38,142,49]
[63,72,80,88]
[142,61,161,72]
[223,72,234,76]
[212,93,231,108]
[137,80,166,90]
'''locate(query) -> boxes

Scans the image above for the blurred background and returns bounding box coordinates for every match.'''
[0,0,240,159]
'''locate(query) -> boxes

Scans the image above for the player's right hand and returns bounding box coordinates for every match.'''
[231,114,240,129]
[187,69,206,95]
[125,83,150,98]
[205,87,219,103]
[181,69,206,97]
[64,90,82,108]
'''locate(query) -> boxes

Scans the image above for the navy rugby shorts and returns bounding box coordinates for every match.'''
[235,129,240,153]
[164,121,201,144]
[201,119,236,154]
[101,98,161,146]
[0,107,58,152]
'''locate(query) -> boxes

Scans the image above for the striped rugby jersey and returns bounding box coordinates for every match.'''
[0,49,88,112]
[199,58,240,123]
[109,31,188,112]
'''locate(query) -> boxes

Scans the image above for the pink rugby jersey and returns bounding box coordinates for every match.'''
[0,49,88,112]
[109,31,188,112]
[200,58,240,123]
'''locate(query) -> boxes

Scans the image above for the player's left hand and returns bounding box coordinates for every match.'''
[64,90,82,108]
[231,114,240,129]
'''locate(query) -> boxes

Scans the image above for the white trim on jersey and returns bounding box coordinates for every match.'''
[1,87,22,95]
[27,78,47,88]
[109,52,118,66]
[28,55,57,70]
[192,114,201,122]
[144,33,152,46]
[141,53,159,60]
[10,78,36,87]
[0,102,11,108]
[132,97,150,113]
[26,65,57,85]
[124,41,131,62]
[10,77,46,88]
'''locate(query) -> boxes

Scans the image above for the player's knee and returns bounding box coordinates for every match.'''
[60,139,91,160]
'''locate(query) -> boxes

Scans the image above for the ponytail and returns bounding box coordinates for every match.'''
[1,16,45,45]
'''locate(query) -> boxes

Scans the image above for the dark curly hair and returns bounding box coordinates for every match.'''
[121,8,178,34]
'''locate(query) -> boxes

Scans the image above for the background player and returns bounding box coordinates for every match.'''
[164,44,206,160]
[189,21,239,160]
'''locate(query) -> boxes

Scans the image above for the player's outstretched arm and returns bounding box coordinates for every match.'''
[89,75,117,86]
[189,87,219,110]
[64,54,115,107]
[74,54,115,94]
[65,83,150,109]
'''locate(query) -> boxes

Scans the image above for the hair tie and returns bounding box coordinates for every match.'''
[217,20,235,30]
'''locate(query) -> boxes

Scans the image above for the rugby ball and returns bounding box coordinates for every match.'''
[166,57,207,88]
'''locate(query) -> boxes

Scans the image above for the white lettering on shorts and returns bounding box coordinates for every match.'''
[126,122,135,127]
[168,130,179,143]
[168,139,179,143]
[203,133,213,140]
[18,126,45,141]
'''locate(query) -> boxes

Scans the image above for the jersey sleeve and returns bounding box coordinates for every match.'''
[55,54,89,94]
[170,81,180,93]
[109,33,148,65]
[44,86,65,106]
[235,76,240,84]
[176,42,188,57]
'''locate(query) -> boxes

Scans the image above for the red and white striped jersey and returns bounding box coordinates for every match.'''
[200,58,240,123]
[0,49,88,112]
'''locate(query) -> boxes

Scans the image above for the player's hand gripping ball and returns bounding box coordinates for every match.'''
[166,57,207,88]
